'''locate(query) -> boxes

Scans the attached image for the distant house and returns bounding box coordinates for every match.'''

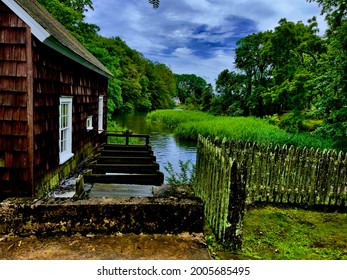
[0,0,113,198]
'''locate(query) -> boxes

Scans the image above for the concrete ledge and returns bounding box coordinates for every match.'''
[0,197,204,237]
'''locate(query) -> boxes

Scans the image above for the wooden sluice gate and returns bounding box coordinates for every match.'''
[84,130,164,186]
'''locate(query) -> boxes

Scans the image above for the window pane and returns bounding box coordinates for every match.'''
[59,97,73,164]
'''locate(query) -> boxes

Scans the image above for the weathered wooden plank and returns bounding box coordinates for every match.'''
[91,163,160,174]
[0,44,26,61]
[84,172,164,186]
[101,144,152,151]
[96,156,157,164]
[100,149,154,157]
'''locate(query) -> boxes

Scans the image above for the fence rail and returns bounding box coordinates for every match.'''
[104,130,150,145]
[194,135,347,249]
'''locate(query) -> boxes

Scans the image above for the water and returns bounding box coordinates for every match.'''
[113,112,197,183]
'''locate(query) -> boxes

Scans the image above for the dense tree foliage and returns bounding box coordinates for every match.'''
[174,74,209,109]
[210,1,346,150]
[212,18,324,118]
[308,0,347,149]
[38,0,176,116]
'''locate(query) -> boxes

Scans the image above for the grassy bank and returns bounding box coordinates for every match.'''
[146,109,335,150]
[206,206,347,260]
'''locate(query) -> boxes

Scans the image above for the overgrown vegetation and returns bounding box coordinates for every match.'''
[164,160,195,186]
[147,109,336,150]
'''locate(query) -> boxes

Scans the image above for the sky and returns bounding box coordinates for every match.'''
[85,0,326,86]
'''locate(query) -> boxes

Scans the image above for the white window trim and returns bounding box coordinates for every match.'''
[86,115,93,131]
[98,96,104,133]
[59,96,74,164]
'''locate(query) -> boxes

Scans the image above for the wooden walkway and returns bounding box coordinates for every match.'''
[84,131,164,186]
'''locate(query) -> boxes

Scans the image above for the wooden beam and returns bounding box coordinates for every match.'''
[100,150,154,157]
[84,173,164,186]
[91,163,160,174]
[97,156,156,164]
[26,25,34,196]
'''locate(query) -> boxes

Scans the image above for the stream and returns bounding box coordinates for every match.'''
[113,111,197,183]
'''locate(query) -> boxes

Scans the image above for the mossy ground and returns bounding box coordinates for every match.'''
[209,206,347,260]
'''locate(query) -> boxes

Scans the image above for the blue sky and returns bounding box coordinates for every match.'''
[85,0,326,86]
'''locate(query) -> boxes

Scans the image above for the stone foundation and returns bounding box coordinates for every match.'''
[0,196,204,236]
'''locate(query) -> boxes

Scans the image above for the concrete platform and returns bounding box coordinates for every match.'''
[88,183,154,197]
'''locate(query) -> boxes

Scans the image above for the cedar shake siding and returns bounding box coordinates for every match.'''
[32,37,108,194]
[0,2,30,196]
[0,1,110,198]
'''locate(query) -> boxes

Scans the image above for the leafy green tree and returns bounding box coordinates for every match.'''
[262,18,324,114]
[175,74,207,107]
[235,31,272,116]
[231,18,325,119]
[308,0,347,150]
[147,62,177,110]
[201,84,214,112]
[214,69,246,116]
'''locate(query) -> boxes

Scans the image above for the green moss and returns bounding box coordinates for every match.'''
[240,206,347,260]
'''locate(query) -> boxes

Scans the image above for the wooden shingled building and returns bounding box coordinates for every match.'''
[0,0,113,198]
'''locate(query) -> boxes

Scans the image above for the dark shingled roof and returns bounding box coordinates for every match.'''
[12,0,113,78]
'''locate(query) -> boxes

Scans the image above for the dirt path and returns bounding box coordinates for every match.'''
[0,233,211,260]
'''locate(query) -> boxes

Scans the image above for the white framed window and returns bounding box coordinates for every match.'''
[86,115,93,131]
[98,96,104,133]
[59,96,74,164]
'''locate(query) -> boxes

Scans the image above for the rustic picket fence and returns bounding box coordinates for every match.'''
[194,136,247,250]
[194,135,347,249]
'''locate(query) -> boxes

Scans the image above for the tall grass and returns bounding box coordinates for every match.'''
[146,109,335,150]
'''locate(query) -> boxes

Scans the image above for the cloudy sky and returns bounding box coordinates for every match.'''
[85,0,326,86]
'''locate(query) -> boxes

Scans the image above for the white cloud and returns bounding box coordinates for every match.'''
[85,0,327,87]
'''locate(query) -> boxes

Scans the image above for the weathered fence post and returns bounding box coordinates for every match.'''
[224,160,247,251]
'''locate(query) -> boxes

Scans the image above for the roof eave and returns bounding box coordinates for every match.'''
[44,37,114,79]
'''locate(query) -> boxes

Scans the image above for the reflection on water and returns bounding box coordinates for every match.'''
[113,112,197,183]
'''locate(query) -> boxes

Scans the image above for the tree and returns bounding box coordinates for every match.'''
[235,31,272,116]
[263,18,324,113]
[175,74,207,108]
[308,0,347,150]
[149,0,160,9]
[214,69,246,116]
[201,84,214,112]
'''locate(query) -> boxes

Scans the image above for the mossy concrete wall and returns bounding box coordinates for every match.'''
[35,142,95,198]
[0,197,204,236]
